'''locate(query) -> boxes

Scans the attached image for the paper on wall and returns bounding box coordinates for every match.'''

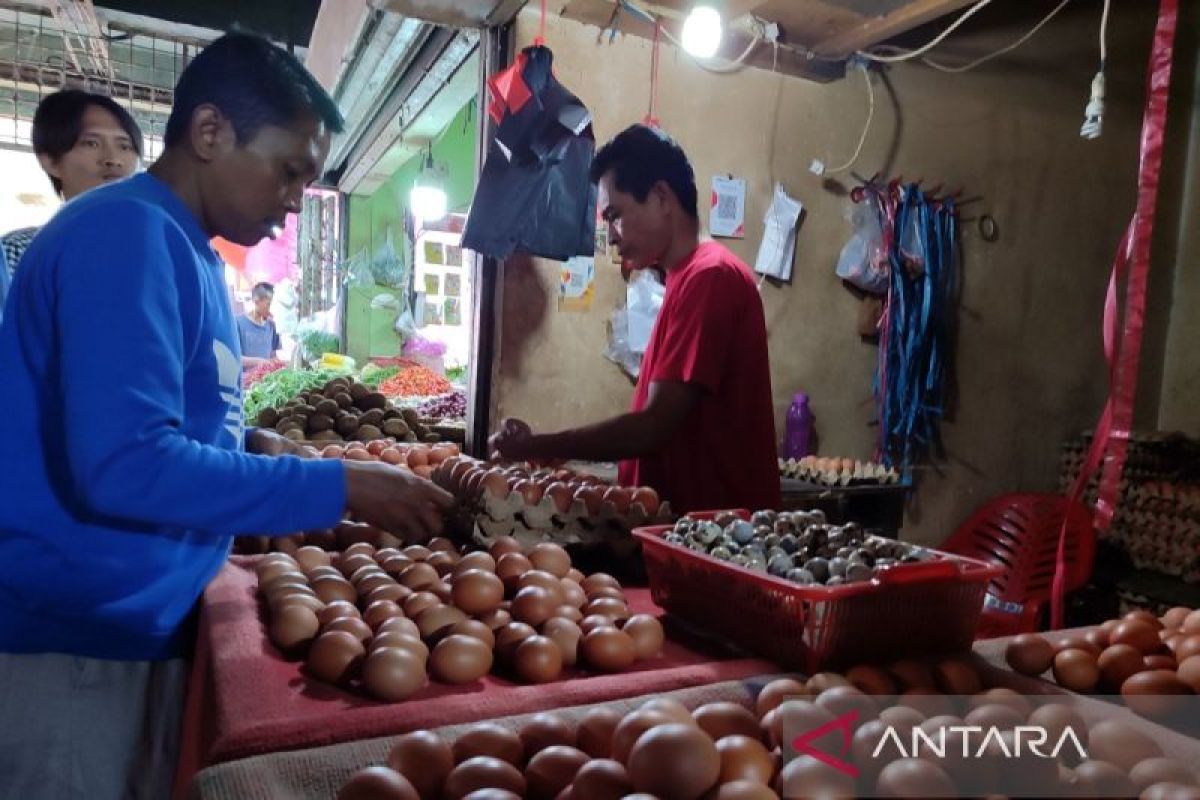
[709,175,746,239]
[754,182,802,280]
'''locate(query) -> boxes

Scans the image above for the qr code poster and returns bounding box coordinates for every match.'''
[558,255,596,312]
[710,175,746,239]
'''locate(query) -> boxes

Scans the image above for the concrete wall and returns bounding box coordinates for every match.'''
[491,2,1182,545]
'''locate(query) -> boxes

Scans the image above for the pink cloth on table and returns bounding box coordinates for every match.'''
[174,557,774,793]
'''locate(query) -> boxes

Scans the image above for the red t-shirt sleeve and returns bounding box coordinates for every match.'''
[648,266,744,394]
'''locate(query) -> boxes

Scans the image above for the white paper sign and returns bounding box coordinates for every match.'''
[754,183,803,280]
[709,175,746,239]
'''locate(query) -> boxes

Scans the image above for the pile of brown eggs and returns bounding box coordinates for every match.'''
[256,537,665,701]
[430,457,663,518]
[336,656,1200,800]
[1005,607,1200,718]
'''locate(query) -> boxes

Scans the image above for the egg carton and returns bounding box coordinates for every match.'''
[462,488,674,548]
[778,456,900,487]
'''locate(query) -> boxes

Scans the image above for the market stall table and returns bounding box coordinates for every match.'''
[174,557,776,793]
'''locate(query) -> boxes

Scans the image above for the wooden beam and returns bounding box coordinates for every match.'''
[811,0,980,58]
[721,0,773,22]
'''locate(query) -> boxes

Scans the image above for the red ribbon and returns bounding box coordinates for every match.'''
[1051,0,1178,629]
[644,19,662,127]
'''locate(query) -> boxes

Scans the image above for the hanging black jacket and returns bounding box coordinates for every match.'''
[463,45,597,261]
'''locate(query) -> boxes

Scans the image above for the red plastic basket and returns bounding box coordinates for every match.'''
[633,511,1004,672]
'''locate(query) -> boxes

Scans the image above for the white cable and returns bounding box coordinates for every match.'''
[921,0,1070,73]
[857,0,994,63]
[822,63,875,175]
[1080,0,1110,139]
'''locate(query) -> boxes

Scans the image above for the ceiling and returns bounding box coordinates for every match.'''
[93,0,321,49]
[377,0,980,80]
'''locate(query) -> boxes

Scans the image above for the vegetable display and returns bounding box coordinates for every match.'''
[244,368,347,423]
[254,375,445,443]
[379,365,452,397]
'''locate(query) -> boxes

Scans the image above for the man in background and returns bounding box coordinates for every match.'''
[238,281,282,365]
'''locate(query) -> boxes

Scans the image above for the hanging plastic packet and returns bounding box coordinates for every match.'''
[835,202,888,294]
[605,270,665,379]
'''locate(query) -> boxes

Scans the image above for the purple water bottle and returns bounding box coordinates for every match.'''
[784,392,814,459]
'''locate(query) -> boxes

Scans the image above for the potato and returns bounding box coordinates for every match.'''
[276,419,303,435]
[359,408,385,428]
[421,433,441,444]
[401,408,420,427]
[282,428,305,442]
[256,407,280,427]
[314,399,339,417]
[310,430,343,442]
[307,413,334,433]
[355,424,383,441]
[334,392,353,409]
[349,383,370,401]
[335,415,360,436]
[382,419,410,437]
[404,432,419,443]
[382,408,402,421]
[356,392,388,411]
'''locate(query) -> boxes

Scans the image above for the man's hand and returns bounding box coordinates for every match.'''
[246,428,311,458]
[344,460,455,544]
[488,417,534,460]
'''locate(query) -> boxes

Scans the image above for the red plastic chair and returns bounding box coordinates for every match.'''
[939,493,1096,638]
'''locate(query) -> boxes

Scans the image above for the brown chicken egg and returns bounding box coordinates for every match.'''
[933,658,982,694]
[1097,643,1145,688]
[403,591,442,619]
[579,572,621,595]
[400,563,441,591]
[715,734,775,784]
[452,570,505,615]
[580,615,618,636]
[754,678,810,716]
[363,647,427,701]
[888,660,937,690]
[622,614,665,660]
[693,702,762,742]
[630,487,660,515]
[1004,633,1056,675]
[542,618,583,667]
[518,571,566,605]
[1053,648,1100,692]
[845,664,898,696]
[269,604,320,654]
[1110,619,1162,654]
[1088,719,1164,771]
[416,604,469,642]
[581,627,636,671]
[520,713,576,759]
[311,576,357,605]
[514,635,564,683]
[525,745,589,800]
[1121,670,1194,720]
[453,723,525,767]
[387,730,453,800]
[363,600,404,630]
[512,587,557,627]
[375,615,421,640]
[369,631,429,662]
[553,605,583,624]
[429,635,493,684]
[570,758,633,799]
[576,707,623,758]
[585,598,631,623]
[779,754,855,799]
[1161,607,1192,629]
[610,709,679,764]
[324,616,374,643]
[336,766,419,800]
[1178,655,1200,691]
[307,630,366,685]
[448,620,496,649]
[875,757,956,797]
[477,608,512,631]
[628,723,721,799]
[442,757,526,800]
[494,622,537,663]
[495,553,534,593]
[528,543,572,578]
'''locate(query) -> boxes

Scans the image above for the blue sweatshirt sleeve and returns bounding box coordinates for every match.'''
[54,201,345,535]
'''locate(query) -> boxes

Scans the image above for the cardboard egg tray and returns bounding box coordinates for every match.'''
[778,456,901,487]
[448,487,675,549]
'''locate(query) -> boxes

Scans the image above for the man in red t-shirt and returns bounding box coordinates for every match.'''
[490,125,780,513]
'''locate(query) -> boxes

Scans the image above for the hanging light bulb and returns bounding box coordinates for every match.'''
[681,5,722,59]
[410,148,447,224]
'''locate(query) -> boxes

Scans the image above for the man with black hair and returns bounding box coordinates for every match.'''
[238,281,282,365]
[0,89,143,320]
[490,124,780,513]
[0,33,452,798]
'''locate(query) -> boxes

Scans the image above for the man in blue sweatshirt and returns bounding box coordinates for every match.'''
[0,33,453,799]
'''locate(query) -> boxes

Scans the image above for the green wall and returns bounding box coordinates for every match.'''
[347,99,478,263]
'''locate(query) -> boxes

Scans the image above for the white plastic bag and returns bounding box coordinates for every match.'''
[605,270,665,379]
[835,203,889,294]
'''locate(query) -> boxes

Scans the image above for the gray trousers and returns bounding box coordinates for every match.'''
[0,653,188,800]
